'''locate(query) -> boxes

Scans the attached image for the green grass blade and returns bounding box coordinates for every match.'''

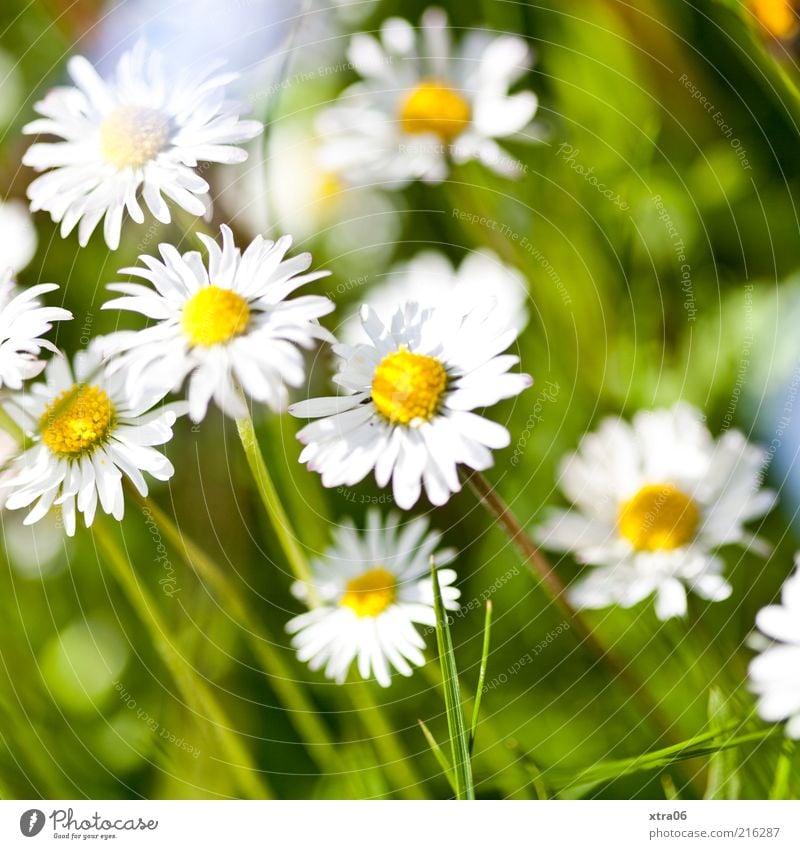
[469,600,492,756]
[705,688,741,800]
[418,720,457,794]
[543,723,778,793]
[661,775,682,801]
[431,557,474,800]
[770,739,795,800]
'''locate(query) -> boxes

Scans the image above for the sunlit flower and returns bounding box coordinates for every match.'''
[23,42,262,250]
[537,403,776,620]
[290,301,532,509]
[286,509,459,687]
[101,224,334,422]
[317,8,538,188]
[749,0,798,40]
[0,199,38,273]
[340,249,528,343]
[2,344,178,536]
[749,557,800,738]
[0,270,71,390]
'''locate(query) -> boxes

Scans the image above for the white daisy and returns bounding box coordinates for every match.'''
[0,270,72,390]
[536,403,776,620]
[340,249,528,344]
[286,509,460,687]
[0,199,38,273]
[749,557,800,738]
[23,41,262,250]
[289,301,532,509]
[101,224,334,422]
[316,8,538,188]
[1,343,179,536]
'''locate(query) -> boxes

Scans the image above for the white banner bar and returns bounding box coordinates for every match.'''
[2,800,799,848]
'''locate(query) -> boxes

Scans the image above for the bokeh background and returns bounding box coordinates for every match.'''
[0,0,799,800]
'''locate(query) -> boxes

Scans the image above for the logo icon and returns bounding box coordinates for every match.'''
[19,810,45,837]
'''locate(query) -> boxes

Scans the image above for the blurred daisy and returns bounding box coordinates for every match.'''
[340,249,528,343]
[218,119,401,265]
[749,558,800,738]
[0,270,71,390]
[0,200,38,273]
[537,403,776,620]
[317,8,538,188]
[23,42,262,250]
[286,509,459,687]
[749,0,798,40]
[102,224,333,422]
[2,344,178,536]
[290,301,532,509]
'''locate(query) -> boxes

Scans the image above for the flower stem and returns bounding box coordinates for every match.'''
[235,410,319,604]
[92,519,273,799]
[234,412,429,796]
[127,487,341,774]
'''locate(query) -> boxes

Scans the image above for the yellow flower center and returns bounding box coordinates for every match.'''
[618,484,700,552]
[99,106,171,168]
[399,80,471,142]
[371,347,448,426]
[751,0,798,39]
[181,286,251,347]
[40,384,115,459]
[340,567,397,617]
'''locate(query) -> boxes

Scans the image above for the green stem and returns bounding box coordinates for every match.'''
[348,682,426,800]
[92,519,273,800]
[233,414,429,796]
[235,410,318,603]
[129,489,341,773]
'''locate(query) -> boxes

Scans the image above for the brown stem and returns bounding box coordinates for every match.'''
[462,469,689,752]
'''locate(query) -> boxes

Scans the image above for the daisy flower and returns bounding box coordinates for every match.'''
[316,8,538,188]
[101,224,334,422]
[1,344,178,536]
[340,249,528,344]
[286,509,459,687]
[0,270,72,390]
[749,557,800,738]
[23,42,262,250]
[0,199,38,273]
[536,403,776,620]
[290,301,532,509]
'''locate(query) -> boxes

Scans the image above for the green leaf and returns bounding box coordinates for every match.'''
[705,688,742,799]
[431,556,474,800]
[417,720,457,794]
[469,600,493,756]
[661,775,682,801]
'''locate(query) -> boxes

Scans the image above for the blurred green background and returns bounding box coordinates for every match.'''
[0,0,799,800]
